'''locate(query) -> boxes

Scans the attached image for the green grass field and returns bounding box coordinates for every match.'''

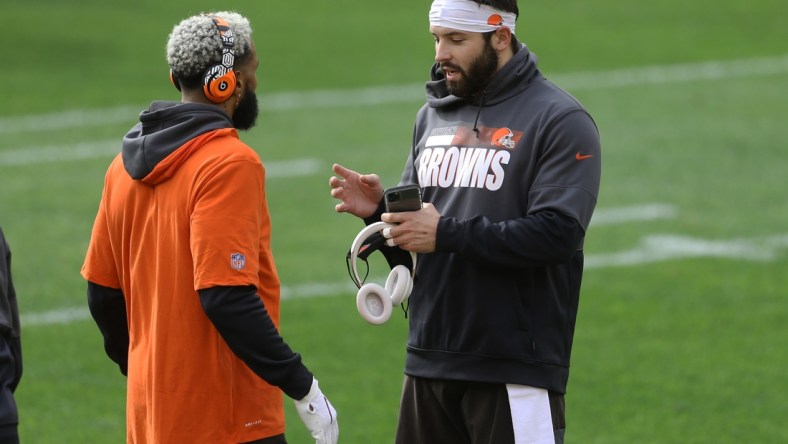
[2,0,787,442]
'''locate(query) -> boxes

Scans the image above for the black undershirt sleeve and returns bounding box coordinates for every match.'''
[87,281,129,376]
[198,285,313,400]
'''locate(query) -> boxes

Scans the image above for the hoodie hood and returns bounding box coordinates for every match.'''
[425,43,540,109]
[122,101,235,183]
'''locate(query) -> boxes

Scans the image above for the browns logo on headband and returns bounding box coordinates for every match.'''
[429,0,517,35]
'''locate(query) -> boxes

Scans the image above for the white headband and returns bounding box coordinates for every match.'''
[429,0,516,35]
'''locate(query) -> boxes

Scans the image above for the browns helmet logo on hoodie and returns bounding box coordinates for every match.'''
[491,127,519,149]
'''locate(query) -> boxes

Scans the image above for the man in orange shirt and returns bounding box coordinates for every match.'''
[82,11,338,444]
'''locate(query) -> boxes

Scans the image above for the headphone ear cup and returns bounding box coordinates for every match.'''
[356,283,393,325]
[386,265,413,306]
[203,69,237,103]
[169,70,181,92]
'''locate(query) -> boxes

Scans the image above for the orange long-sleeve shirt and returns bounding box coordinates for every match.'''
[82,126,286,443]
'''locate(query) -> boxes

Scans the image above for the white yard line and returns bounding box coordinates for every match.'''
[0,140,120,166]
[590,204,676,226]
[21,281,360,326]
[2,54,787,135]
[0,139,321,177]
[22,231,788,327]
[586,233,788,269]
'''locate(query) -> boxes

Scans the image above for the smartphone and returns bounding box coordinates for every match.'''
[384,184,423,213]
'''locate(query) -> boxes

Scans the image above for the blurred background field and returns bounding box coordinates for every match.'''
[1,0,786,442]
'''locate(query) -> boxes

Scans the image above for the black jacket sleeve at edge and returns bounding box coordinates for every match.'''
[1,228,22,391]
[86,281,129,376]
[199,285,313,400]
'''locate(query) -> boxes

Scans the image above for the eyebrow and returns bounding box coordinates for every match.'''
[431,31,470,38]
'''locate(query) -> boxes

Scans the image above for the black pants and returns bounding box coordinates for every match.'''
[243,433,287,444]
[395,376,565,444]
[0,335,21,444]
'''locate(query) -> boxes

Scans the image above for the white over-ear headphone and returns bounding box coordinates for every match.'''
[348,222,417,325]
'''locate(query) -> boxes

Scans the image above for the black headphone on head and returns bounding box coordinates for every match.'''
[170,15,237,103]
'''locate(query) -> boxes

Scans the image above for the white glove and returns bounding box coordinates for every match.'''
[294,378,339,444]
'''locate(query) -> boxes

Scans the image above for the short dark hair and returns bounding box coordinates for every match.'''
[474,0,519,17]
[482,31,520,54]
[477,0,520,52]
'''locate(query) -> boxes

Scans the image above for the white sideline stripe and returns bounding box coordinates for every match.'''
[22,307,92,326]
[586,233,788,268]
[21,281,360,327]
[0,140,320,177]
[2,54,787,135]
[21,232,788,328]
[590,203,676,226]
[0,140,120,166]
[266,158,322,178]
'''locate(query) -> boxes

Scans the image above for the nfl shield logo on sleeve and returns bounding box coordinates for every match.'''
[230,252,246,270]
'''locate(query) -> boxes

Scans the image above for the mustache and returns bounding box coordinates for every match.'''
[440,63,463,73]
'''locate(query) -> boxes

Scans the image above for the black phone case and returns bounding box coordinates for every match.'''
[384,185,422,212]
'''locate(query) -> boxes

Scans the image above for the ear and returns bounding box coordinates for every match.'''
[233,70,244,94]
[492,27,512,52]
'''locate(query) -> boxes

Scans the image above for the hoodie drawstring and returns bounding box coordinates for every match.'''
[472,90,487,138]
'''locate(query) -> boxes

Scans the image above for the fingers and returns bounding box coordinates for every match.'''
[332,163,354,178]
[380,211,405,224]
[382,226,397,247]
[330,165,353,191]
[331,164,380,190]
[359,173,380,186]
[329,184,343,198]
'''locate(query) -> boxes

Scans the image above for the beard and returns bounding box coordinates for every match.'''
[233,91,259,131]
[444,40,499,98]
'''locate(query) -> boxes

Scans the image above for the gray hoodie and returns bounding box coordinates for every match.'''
[399,44,601,393]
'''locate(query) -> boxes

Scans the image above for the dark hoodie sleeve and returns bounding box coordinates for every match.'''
[199,285,313,400]
[87,281,129,376]
[436,210,585,267]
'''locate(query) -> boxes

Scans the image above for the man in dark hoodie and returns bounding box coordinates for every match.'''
[0,226,21,444]
[329,1,601,443]
[82,11,338,444]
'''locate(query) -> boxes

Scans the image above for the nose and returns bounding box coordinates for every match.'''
[434,40,450,64]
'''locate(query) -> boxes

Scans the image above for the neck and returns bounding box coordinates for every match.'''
[180,89,236,117]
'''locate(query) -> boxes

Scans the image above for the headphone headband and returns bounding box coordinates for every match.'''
[348,222,418,325]
[210,16,235,74]
[349,222,417,287]
[199,15,238,103]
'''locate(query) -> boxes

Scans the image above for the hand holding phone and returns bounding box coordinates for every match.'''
[384,185,422,213]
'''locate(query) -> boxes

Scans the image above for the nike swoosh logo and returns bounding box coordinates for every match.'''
[575,152,593,160]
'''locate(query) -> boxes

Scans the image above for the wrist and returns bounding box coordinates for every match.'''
[300,378,320,402]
